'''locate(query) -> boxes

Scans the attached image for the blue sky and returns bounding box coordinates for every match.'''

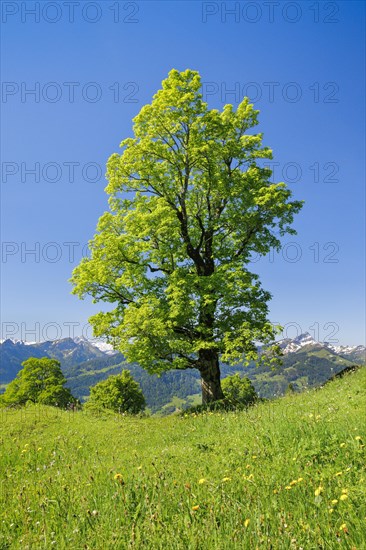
[1,0,365,345]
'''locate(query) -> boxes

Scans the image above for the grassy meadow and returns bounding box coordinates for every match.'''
[1,367,365,549]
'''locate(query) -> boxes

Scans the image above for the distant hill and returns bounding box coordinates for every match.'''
[0,333,364,412]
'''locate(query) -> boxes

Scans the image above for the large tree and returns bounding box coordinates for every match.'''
[71,69,303,403]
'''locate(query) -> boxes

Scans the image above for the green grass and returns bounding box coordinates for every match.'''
[1,368,365,549]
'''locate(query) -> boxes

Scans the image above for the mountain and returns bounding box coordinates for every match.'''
[0,337,109,384]
[1,333,364,412]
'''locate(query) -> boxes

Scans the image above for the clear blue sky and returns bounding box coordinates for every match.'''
[1,1,365,346]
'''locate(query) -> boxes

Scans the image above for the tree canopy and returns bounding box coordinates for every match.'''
[71,69,303,403]
[221,374,257,406]
[0,357,75,408]
[85,370,146,414]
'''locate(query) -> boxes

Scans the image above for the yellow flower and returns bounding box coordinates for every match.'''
[198,478,207,484]
[334,472,342,477]
[114,473,123,481]
[244,518,250,527]
[331,499,338,505]
[341,489,348,494]
[285,486,292,490]
[340,443,346,448]
[222,477,231,482]
[192,505,200,511]
[24,444,29,448]
[314,486,323,496]
[355,436,362,441]
[290,480,297,486]
[340,494,348,501]
[252,455,257,459]
[297,478,304,482]
[329,508,334,513]
[273,489,278,494]
[37,447,42,451]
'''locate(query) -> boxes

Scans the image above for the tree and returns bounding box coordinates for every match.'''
[0,357,75,407]
[85,370,146,414]
[221,374,257,406]
[71,69,303,404]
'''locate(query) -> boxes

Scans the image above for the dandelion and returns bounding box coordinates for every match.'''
[340,494,348,501]
[355,436,362,441]
[244,518,250,527]
[331,499,338,505]
[290,480,298,486]
[341,489,348,494]
[285,486,292,490]
[37,447,42,451]
[198,478,207,484]
[192,505,200,511]
[222,477,231,482]
[314,486,323,497]
[114,473,123,481]
[297,478,304,482]
[339,523,348,533]
[340,443,346,448]
[334,472,342,477]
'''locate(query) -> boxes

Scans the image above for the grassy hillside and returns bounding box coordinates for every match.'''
[0,367,365,549]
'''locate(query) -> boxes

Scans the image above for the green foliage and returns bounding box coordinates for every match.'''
[0,367,365,548]
[85,369,145,414]
[70,68,303,400]
[0,357,75,408]
[221,373,257,405]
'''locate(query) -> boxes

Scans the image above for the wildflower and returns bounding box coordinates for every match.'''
[334,472,342,477]
[114,473,123,481]
[355,436,362,441]
[290,480,298,486]
[329,508,334,513]
[273,489,278,494]
[314,486,323,497]
[339,523,348,532]
[37,447,42,452]
[198,478,207,484]
[297,478,304,482]
[341,489,348,494]
[244,518,250,527]
[340,443,346,448]
[192,505,200,511]
[331,499,338,505]
[285,486,292,490]
[222,477,231,482]
[340,494,348,501]
[137,466,142,470]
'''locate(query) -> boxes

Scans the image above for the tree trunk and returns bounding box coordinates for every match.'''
[198,349,225,404]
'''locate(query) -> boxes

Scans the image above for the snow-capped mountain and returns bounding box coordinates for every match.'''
[277,332,318,354]
[277,332,366,362]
